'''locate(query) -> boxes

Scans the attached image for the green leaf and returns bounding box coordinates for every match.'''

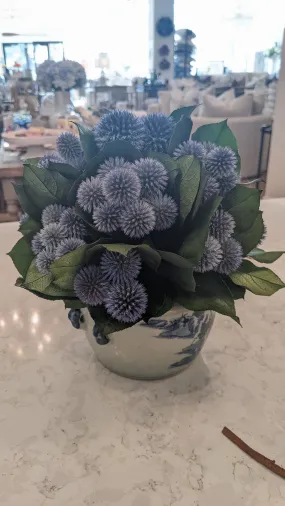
[48,161,79,179]
[87,140,141,176]
[64,299,86,309]
[23,163,71,209]
[144,293,173,320]
[101,243,161,271]
[222,185,260,232]
[50,244,88,290]
[24,259,53,292]
[72,122,99,161]
[89,306,133,336]
[179,196,222,264]
[190,164,207,218]
[158,261,195,292]
[234,211,264,255]
[230,260,285,296]
[170,105,197,123]
[221,276,245,300]
[248,248,284,264]
[177,156,200,223]
[67,170,88,206]
[8,237,34,277]
[158,250,193,269]
[168,115,192,155]
[18,217,41,237]
[13,182,41,221]
[176,272,240,323]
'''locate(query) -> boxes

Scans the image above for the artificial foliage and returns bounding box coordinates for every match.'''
[9,107,285,339]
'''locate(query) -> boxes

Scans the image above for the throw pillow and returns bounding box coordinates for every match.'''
[203,93,253,117]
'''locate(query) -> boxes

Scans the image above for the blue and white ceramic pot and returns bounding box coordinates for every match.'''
[83,307,214,380]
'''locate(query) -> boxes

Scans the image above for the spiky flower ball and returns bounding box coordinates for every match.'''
[40,223,67,249]
[203,174,220,203]
[55,238,85,258]
[173,140,206,160]
[74,265,108,305]
[142,113,174,153]
[94,110,145,150]
[195,236,223,273]
[148,193,178,231]
[36,247,56,274]
[100,249,142,284]
[217,170,239,196]
[105,280,148,323]
[19,213,29,225]
[31,233,45,255]
[60,208,87,238]
[77,177,105,213]
[121,201,155,239]
[103,167,141,205]
[216,238,243,274]
[38,151,63,169]
[204,146,237,177]
[56,132,84,168]
[133,158,168,199]
[93,202,121,233]
[210,208,235,243]
[42,204,67,227]
[97,156,131,179]
[202,141,216,154]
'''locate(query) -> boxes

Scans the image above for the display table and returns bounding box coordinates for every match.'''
[1,199,285,506]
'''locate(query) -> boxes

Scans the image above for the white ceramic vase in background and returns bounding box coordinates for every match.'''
[82,307,215,380]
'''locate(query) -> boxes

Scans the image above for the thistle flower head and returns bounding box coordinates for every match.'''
[42,204,68,227]
[103,167,141,205]
[94,110,145,150]
[77,177,105,213]
[142,113,174,153]
[100,249,142,284]
[92,202,121,233]
[40,222,67,249]
[105,280,148,323]
[31,232,45,255]
[204,146,237,177]
[35,247,56,274]
[38,151,63,169]
[173,140,206,160]
[133,158,168,199]
[210,208,235,243]
[55,237,85,258]
[60,208,87,239]
[217,170,239,196]
[195,236,223,273]
[74,265,109,306]
[19,212,29,225]
[216,238,243,274]
[148,193,178,231]
[56,132,84,168]
[97,157,132,179]
[203,174,220,202]
[121,201,155,238]
[202,141,216,154]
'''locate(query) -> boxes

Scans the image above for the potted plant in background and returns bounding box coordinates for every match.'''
[9,108,285,380]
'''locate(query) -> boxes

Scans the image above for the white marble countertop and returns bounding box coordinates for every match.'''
[1,199,285,506]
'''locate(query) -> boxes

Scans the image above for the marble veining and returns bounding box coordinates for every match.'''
[1,199,285,505]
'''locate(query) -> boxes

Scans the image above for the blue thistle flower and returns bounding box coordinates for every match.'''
[210,208,235,243]
[202,174,220,202]
[92,202,121,233]
[173,140,206,160]
[42,204,67,227]
[55,237,85,258]
[103,167,141,205]
[202,141,216,154]
[105,280,148,323]
[100,249,142,284]
[195,236,222,273]
[77,177,105,213]
[35,247,56,274]
[217,170,239,196]
[19,212,29,225]
[97,157,131,179]
[148,193,178,231]
[60,208,87,239]
[133,158,168,199]
[74,265,109,306]
[204,146,237,177]
[40,223,67,249]
[216,238,243,274]
[120,201,155,239]
[94,110,145,150]
[38,151,63,169]
[142,113,174,153]
[56,132,84,168]
[31,232,45,255]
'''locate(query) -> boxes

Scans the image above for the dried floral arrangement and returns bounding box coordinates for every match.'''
[9,107,284,340]
[37,59,86,92]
